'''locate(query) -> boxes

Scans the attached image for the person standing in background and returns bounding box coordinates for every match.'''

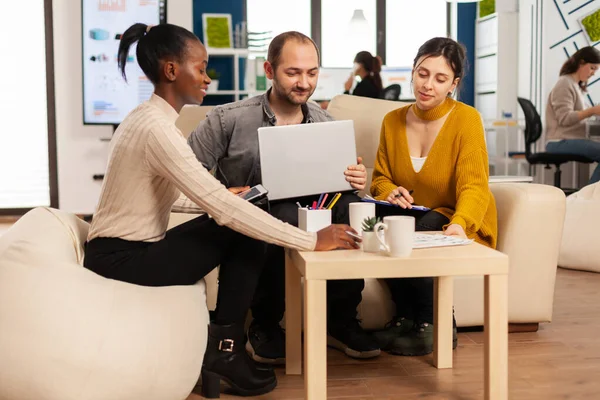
[546,46,600,184]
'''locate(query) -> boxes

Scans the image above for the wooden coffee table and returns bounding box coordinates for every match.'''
[284,242,509,400]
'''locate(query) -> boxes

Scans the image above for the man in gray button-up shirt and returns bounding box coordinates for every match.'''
[188,31,380,365]
[188,86,332,189]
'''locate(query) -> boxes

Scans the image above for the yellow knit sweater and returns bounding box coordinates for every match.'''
[370,98,498,248]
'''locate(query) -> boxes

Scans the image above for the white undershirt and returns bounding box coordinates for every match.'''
[411,156,427,172]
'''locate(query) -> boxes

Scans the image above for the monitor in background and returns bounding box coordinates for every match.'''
[312,68,352,101]
[82,0,167,125]
[380,67,413,100]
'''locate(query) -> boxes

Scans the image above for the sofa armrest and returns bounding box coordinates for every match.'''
[491,183,566,323]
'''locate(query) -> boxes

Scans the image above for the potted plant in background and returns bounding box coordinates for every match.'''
[361,216,382,253]
[206,68,220,93]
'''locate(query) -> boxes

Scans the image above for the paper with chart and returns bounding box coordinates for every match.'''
[413,233,473,249]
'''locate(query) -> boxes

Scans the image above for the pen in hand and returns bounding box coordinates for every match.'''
[395,189,414,198]
[393,189,414,209]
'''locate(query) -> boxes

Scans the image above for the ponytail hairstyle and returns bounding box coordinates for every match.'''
[559,46,600,91]
[117,23,201,84]
[354,50,383,92]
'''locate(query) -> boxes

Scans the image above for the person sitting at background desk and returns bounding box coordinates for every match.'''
[369,37,498,357]
[545,46,600,184]
[188,31,381,366]
[344,50,383,99]
[84,23,360,399]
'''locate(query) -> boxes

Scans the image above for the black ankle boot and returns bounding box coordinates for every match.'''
[198,322,277,398]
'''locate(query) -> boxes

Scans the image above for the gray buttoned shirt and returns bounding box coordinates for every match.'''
[188,90,333,188]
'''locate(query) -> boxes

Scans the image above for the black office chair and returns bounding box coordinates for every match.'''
[517,97,594,190]
[381,84,401,101]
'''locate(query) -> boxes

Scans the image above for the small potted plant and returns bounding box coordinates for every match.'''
[361,216,382,253]
[207,68,221,92]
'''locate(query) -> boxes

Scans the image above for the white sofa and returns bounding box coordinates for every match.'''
[0,207,209,400]
[172,94,567,330]
[558,182,600,272]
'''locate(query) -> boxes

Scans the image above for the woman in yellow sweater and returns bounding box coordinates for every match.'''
[371,37,497,356]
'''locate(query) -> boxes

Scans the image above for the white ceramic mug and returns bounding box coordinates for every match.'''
[349,203,376,234]
[374,216,415,257]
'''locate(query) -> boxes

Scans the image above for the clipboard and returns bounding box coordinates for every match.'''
[361,196,431,212]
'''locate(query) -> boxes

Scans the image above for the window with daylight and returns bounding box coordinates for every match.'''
[386,0,448,68]
[320,0,377,68]
[246,0,312,53]
[0,1,54,209]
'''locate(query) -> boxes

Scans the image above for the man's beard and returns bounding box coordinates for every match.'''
[272,81,313,106]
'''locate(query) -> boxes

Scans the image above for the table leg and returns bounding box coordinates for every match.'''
[433,276,454,369]
[304,279,327,400]
[285,252,302,375]
[484,274,508,400]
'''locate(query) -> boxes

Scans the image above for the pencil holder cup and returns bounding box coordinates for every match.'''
[298,208,332,232]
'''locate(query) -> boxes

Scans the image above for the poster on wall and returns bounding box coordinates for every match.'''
[82,0,166,125]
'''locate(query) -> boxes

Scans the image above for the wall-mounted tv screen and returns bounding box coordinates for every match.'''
[82,0,166,125]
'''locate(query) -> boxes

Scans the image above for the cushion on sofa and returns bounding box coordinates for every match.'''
[327,95,409,195]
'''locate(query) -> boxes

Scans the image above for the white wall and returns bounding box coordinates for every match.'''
[52,0,193,215]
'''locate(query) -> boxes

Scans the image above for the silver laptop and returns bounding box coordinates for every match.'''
[258,120,357,200]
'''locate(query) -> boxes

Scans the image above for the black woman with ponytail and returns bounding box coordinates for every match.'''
[546,46,600,184]
[84,23,360,399]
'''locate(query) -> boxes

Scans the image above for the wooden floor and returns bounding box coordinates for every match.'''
[188,268,600,400]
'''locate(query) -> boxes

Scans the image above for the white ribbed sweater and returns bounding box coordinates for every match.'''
[88,94,316,251]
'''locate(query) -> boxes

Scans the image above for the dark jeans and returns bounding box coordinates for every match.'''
[377,205,450,324]
[251,192,365,326]
[546,139,600,184]
[84,214,266,325]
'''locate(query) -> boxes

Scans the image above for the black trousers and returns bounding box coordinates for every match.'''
[377,205,450,324]
[251,192,365,325]
[84,214,266,325]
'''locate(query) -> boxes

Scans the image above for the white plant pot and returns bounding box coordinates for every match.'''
[206,79,219,93]
[362,231,381,253]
